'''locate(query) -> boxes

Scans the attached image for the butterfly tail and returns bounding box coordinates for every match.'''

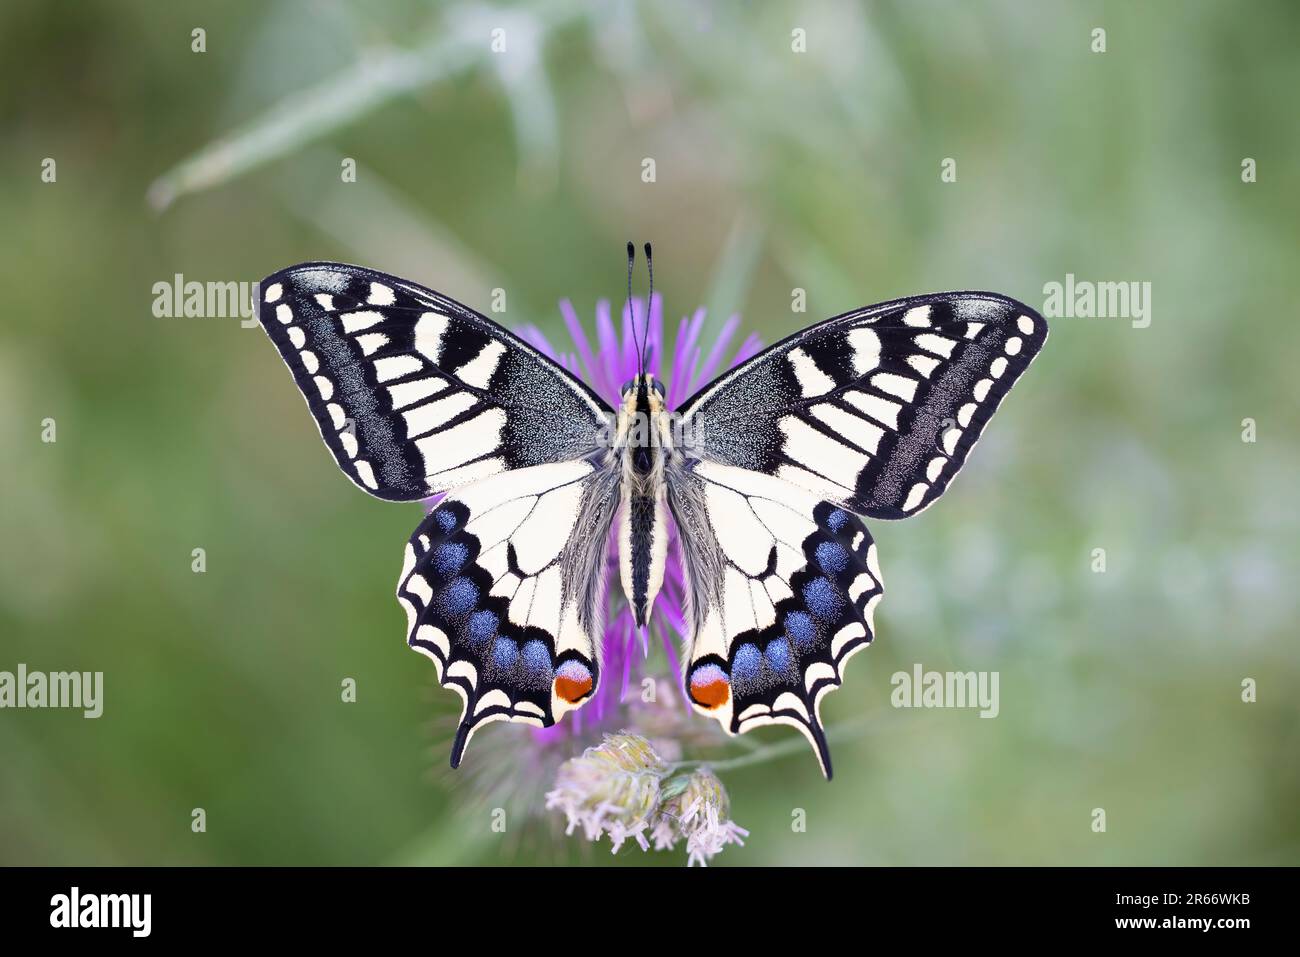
[450,721,472,769]
[810,718,834,781]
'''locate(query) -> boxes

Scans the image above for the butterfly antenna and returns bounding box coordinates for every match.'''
[642,242,655,371]
[626,241,643,376]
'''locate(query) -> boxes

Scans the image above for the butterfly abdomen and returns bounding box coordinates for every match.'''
[616,375,671,629]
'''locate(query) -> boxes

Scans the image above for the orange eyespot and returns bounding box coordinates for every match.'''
[689,664,731,709]
[554,661,594,703]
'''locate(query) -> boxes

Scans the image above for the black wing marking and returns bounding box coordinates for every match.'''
[677,292,1046,519]
[257,262,613,501]
[396,459,619,768]
[667,461,882,779]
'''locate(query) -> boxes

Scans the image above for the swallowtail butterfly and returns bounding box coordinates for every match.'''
[256,248,1046,778]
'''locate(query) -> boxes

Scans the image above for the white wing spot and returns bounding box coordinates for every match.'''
[788,348,837,397]
[263,283,282,304]
[374,355,423,383]
[847,327,881,375]
[915,333,957,358]
[832,623,866,658]
[340,430,359,459]
[902,483,928,512]
[341,311,385,333]
[990,356,1008,378]
[455,340,506,389]
[287,326,306,348]
[1004,336,1023,356]
[446,659,478,688]
[314,293,335,311]
[957,402,977,428]
[1017,314,1034,334]
[354,460,378,490]
[902,306,930,327]
[973,378,992,401]
[416,624,450,659]
[368,282,396,306]
[355,332,389,356]
[866,543,882,582]
[848,573,876,601]
[313,375,334,400]
[406,572,433,606]
[388,377,447,410]
[275,304,293,324]
[327,403,346,429]
[872,372,918,402]
[415,312,450,364]
[907,354,940,378]
[300,350,319,374]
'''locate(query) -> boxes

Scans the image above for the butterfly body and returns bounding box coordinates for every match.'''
[257,261,1046,777]
[614,374,672,629]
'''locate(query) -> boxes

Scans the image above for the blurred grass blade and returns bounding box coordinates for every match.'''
[272,148,501,299]
[147,0,583,211]
[704,208,764,325]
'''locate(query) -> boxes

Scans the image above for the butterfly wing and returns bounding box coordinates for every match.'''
[667,461,882,779]
[258,262,622,766]
[677,292,1047,518]
[671,291,1044,775]
[257,262,613,501]
[397,458,620,767]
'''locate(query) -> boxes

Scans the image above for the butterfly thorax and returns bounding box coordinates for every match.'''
[614,374,672,628]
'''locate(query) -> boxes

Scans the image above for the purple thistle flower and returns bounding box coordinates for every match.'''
[513,292,762,742]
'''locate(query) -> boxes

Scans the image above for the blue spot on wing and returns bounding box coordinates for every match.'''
[438,577,478,617]
[434,509,457,532]
[764,637,795,677]
[521,639,552,675]
[490,637,519,670]
[803,577,844,623]
[784,610,817,650]
[825,509,849,533]
[432,541,469,577]
[815,540,850,575]
[733,644,762,688]
[466,609,497,646]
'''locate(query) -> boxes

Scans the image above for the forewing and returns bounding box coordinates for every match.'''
[258,262,613,501]
[677,292,1046,519]
[396,459,620,767]
[667,461,883,778]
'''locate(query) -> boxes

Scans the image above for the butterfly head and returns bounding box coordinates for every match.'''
[618,375,668,437]
[620,374,665,400]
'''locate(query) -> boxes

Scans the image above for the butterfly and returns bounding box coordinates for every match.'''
[256,247,1046,778]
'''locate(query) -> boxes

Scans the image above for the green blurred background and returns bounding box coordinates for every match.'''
[2,0,1297,866]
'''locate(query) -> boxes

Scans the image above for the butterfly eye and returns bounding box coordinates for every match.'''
[620,379,635,395]
[652,379,666,398]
